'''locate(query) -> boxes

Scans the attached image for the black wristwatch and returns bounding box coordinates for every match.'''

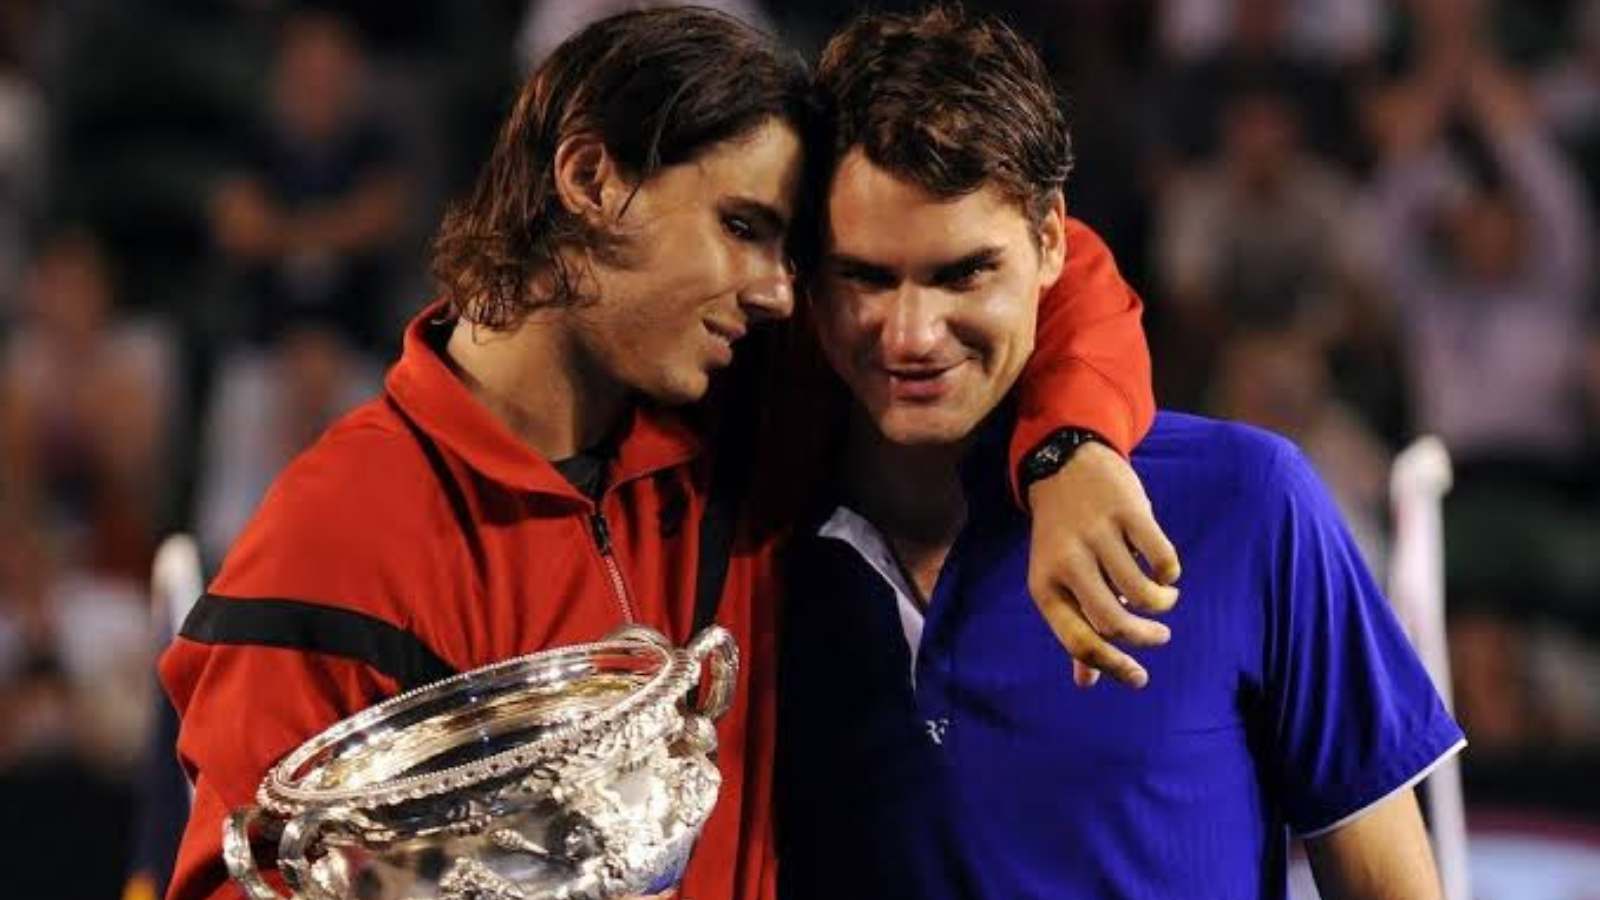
[1018,426,1115,495]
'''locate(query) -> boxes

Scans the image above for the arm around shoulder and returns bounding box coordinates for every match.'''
[1012,217,1180,688]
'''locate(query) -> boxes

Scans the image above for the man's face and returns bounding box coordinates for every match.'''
[575,118,801,405]
[817,149,1065,446]
[275,15,363,143]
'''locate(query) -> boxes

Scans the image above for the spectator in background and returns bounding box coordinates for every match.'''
[1160,0,1384,67]
[1,527,151,775]
[194,325,377,564]
[197,9,405,558]
[0,523,140,900]
[0,231,161,778]
[1150,0,1360,166]
[1367,34,1600,751]
[0,2,43,326]
[1368,51,1589,479]
[1156,85,1361,350]
[0,509,48,697]
[0,230,175,581]
[207,8,407,355]
[1535,0,1600,213]
[0,471,148,900]
[1537,0,1600,466]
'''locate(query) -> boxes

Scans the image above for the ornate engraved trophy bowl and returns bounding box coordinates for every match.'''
[223,625,738,900]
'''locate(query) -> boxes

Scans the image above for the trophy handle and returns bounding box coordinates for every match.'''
[223,807,296,900]
[686,626,738,721]
[278,805,365,900]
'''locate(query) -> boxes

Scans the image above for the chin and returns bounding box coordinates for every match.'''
[641,368,711,406]
[875,411,975,448]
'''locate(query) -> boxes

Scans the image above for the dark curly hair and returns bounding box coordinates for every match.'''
[430,7,811,330]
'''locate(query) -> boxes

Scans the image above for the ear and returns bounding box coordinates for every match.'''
[1035,190,1068,289]
[552,132,631,223]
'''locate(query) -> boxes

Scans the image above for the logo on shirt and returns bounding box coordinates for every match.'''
[925,717,950,745]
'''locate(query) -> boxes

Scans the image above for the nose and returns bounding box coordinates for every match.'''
[881,287,944,362]
[738,255,795,323]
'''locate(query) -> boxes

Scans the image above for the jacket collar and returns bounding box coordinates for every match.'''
[384,301,703,499]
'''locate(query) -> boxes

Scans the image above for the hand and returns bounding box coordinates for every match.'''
[210,178,285,260]
[1025,442,1181,688]
[1463,51,1533,135]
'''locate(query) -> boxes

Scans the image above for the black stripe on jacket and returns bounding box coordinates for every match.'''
[180,594,457,691]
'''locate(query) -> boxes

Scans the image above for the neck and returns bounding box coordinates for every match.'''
[842,411,969,600]
[445,312,629,460]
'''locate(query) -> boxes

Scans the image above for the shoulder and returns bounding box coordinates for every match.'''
[262,401,429,517]
[209,397,459,619]
[1134,411,1311,505]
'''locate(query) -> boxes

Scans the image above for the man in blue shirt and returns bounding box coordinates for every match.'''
[777,9,1465,898]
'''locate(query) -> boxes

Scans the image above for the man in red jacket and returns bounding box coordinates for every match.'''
[160,8,1177,899]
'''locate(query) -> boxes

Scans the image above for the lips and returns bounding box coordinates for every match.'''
[703,320,745,367]
[884,362,963,402]
[704,319,747,344]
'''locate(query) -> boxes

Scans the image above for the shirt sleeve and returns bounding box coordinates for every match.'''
[1258,439,1465,836]
[158,639,401,900]
[1008,218,1155,498]
[156,453,456,900]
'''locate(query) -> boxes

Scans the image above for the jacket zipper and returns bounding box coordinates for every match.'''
[589,510,636,624]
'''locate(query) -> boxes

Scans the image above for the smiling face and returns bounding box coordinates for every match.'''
[816,149,1066,446]
[572,118,803,403]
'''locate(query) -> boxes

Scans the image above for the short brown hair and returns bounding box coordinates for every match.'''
[812,6,1072,226]
[431,7,810,330]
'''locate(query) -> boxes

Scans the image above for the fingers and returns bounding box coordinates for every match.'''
[1124,507,1182,586]
[1034,535,1180,690]
[1056,546,1171,648]
[1032,591,1150,689]
[1095,532,1179,615]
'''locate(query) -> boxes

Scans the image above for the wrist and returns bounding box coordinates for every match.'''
[1018,426,1116,501]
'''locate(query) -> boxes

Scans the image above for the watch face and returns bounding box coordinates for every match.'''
[1026,430,1095,484]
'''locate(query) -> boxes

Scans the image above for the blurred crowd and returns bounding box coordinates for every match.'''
[0,0,1597,894]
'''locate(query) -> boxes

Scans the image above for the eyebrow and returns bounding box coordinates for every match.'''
[826,252,891,274]
[929,247,1004,282]
[722,196,789,234]
[826,246,1005,281]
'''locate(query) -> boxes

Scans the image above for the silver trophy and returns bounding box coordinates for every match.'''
[223,625,738,899]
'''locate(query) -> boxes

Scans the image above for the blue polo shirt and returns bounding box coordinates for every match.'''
[776,412,1464,899]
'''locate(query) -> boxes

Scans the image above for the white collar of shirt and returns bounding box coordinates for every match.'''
[818,506,926,685]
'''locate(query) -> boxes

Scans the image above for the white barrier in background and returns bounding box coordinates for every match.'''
[1388,436,1471,900]
[149,533,205,802]
[151,533,204,641]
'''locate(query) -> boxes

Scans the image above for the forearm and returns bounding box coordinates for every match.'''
[1487,127,1589,285]
[1368,150,1455,297]
[1011,217,1153,479]
[1305,789,1443,900]
[287,171,408,255]
[1004,218,1178,689]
